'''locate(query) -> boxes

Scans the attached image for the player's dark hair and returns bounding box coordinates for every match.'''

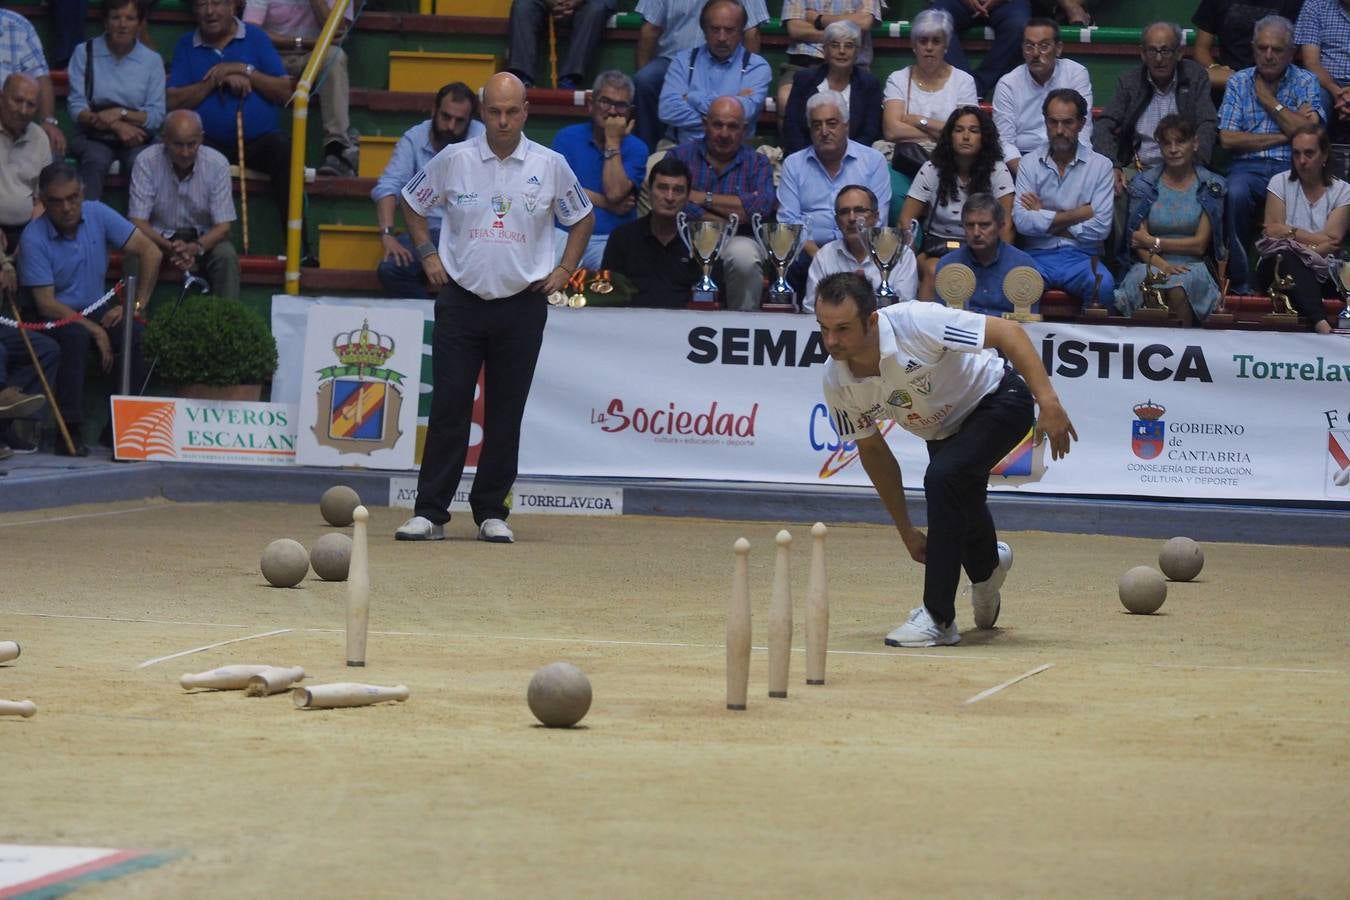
[833,183,877,212]
[435,81,480,120]
[1042,87,1087,120]
[648,155,692,189]
[962,192,1005,226]
[1024,17,1061,42]
[816,272,877,321]
[38,161,82,195]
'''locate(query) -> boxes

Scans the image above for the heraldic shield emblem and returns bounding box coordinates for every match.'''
[1131,400,1165,460]
[312,319,406,453]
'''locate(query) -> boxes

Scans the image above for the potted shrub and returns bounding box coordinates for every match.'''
[143,296,279,400]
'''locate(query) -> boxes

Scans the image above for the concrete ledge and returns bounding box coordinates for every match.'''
[2,456,1345,547]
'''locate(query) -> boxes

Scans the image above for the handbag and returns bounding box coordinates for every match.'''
[1255,235,1330,279]
[890,69,932,178]
[917,187,962,257]
[81,41,124,144]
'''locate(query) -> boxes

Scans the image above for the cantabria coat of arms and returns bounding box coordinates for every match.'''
[312,319,405,453]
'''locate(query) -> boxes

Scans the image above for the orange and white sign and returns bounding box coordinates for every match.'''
[111,396,298,466]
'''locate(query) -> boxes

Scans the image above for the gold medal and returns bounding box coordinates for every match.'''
[567,293,587,308]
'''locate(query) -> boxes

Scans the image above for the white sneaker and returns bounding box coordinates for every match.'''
[970,541,1013,630]
[394,515,444,541]
[885,606,960,647]
[477,518,514,543]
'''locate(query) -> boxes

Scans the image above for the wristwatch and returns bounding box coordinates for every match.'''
[918,117,929,129]
[42,116,58,127]
[1274,103,1285,114]
[293,35,303,50]
[119,108,128,119]
[380,225,396,236]
[603,147,620,159]
[244,63,255,76]
[703,190,714,208]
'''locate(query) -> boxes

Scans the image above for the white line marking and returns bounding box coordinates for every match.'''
[1150,663,1342,675]
[9,613,252,629]
[964,662,1055,705]
[136,629,293,669]
[0,505,166,529]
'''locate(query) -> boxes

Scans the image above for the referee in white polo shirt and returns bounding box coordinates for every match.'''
[395,72,594,544]
[814,271,1077,648]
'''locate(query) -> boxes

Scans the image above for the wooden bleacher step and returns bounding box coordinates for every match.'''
[357,136,399,179]
[318,224,384,271]
[439,0,511,15]
[388,51,498,93]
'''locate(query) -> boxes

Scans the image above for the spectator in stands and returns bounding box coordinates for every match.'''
[656,0,772,145]
[67,0,167,203]
[127,110,241,300]
[244,0,357,177]
[373,83,483,299]
[1193,0,1305,91]
[506,0,616,90]
[1218,14,1323,292]
[899,104,1013,300]
[0,7,65,159]
[168,0,295,236]
[601,155,716,307]
[552,71,648,270]
[781,21,882,157]
[1258,122,1348,333]
[777,0,881,125]
[883,9,978,176]
[1295,0,1350,140]
[0,74,47,251]
[0,321,56,458]
[930,0,1031,100]
[666,96,776,310]
[18,163,161,456]
[935,192,1038,315]
[803,184,917,310]
[1012,88,1116,307]
[633,0,769,151]
[1114,114,1225,325]
[779,90,891,299]
[992,18,1093,176]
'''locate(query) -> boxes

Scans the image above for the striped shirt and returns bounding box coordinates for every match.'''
[1133,74,1178,167]
[780,0,884,67]
[1294,0,1350,83]
[667,139,776,224]
[1217,65,1325,163]
[0,9,49,80]
[127,144,237,235]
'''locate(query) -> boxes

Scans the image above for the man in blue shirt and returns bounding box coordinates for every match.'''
[1011,88,1116,309]
[167,0,295,236]
[778,90,891,299]
[657,0,771,145]
[1218,14,1325,292]
[552,71,648,271]
[632,0,769,151]
[373,82,485,298]
[18,163,161,456]
[936,192,1039,316]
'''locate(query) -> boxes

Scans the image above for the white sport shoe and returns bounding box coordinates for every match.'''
[885,606,960,647]
[477,518,514,543]
[394,515,444,541]
[970,541,1013,629]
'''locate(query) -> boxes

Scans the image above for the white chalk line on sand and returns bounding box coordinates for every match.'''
[964,663,1055,705]
[136,629,293,669]
[0,504,180,529]
[9,612,255,629]
[1150,662,1343,675]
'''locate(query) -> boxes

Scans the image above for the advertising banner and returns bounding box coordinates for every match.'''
[111,396,298,465]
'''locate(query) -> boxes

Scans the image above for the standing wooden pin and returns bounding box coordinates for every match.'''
[805,522,829,685]
[346,505,370,667]
[767,529,793,698]
[726,538,752,711]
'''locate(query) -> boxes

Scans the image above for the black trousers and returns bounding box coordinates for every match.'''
[50,307,147,427]
[1256,252,1336,330]
[205,131,292,236]
[413,280,548,525]
[922,369,1034,625]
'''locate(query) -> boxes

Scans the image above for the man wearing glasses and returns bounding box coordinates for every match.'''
[991,18,1094,176]
[551,71,647,269]
[803,184,917,311]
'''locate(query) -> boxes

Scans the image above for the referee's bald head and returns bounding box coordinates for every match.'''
[483,72,528,107]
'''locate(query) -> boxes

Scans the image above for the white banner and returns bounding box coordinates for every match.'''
[294,305,424,469]
[111,396,297,465]
[388,475,623,516]
[272,297,1350,503]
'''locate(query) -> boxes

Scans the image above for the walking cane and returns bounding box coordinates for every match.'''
[139,271,209,395]
[548,16,558,88]
[236,104,250,255]
[7,298,77,457]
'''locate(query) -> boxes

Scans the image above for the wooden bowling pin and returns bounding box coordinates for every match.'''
[292,682,410,709]
[346,505,370,667]
[726,538,752,711]
[180,665,274,691]
[0,640,20,664]
[767,529,793,698]
[0,700,37,717]
[805,522,829,685]
[243,666,306,697]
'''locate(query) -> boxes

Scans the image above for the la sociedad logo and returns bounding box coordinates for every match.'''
[590,397,758,440]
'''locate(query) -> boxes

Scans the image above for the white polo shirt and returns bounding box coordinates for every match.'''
[822,302,1004,442]
[402,133,592,299]
[803,239,918,312]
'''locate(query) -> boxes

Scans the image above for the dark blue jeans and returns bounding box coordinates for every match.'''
[932,0,1031,99]
[634,56,673,152]
[1224,156,1286,292]
[0,325,60,415]
[377,227,441,299]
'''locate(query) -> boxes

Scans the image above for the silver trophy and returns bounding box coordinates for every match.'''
[751,214,805,311]
[677,211,739,308]
[868,225,912,304]
[1329,254,1350,331]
